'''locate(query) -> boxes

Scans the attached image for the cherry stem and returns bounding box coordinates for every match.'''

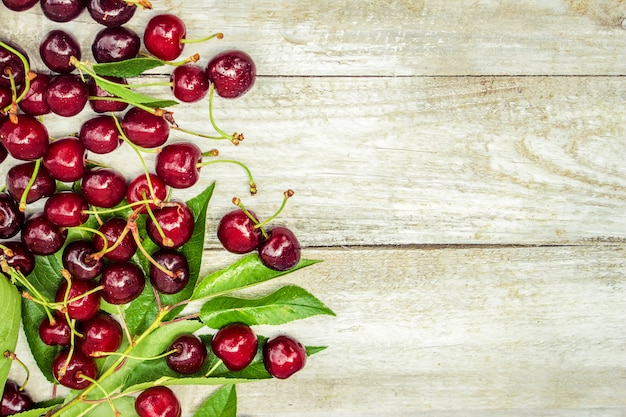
[82,199,158,216]
[2,263,53,319]
[0,40,31,112]
[76,373,121,417]
[143,202,173,247]
[198,159,257,195]
[128,220,175,278]
[232,197,267,239]
[115,305,133,345]
[180,32,224,44]
[0,244,13,257]
[4,351,30,390]
[208,83,244,145]
[67,226,110,259]
[19,158,41,212]
[205,359,224,377]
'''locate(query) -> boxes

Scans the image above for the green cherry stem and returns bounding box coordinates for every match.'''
[90,348,178,361]
[76,373,121,417]
[232,197,267,239]
[180,32,224,45]
[18,158,42,212]
[0,40,31,113]
[208,83,244,145]
[3,351,30,390]
[198,158,257,195]
[205,359,224,377]
[254,189,295,229]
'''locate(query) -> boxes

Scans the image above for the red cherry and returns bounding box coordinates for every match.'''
[154,142,202,189]
[126,173,168,213]
[206,50,256,99]
[143,14,186,61]
[21,214,67,256]
[165,333,207,374]
[0,241,35,277]
[42,137,87,182]
[258,226,301,271]
[81,167,127,208]
[100,261,145,305]
[263,335,307,379]
[211,323,258,371]
[217,209,262,254]
[0,114,49,161]
[52,349,98,390]
[77,313,123,357]
[121,107,169,148]
[146,202,194,249]
[1,380,33,416]
[55,278,101,321]
[170,64,209,103]
[44,191,89,227]
[135,386,181,417]
[92,217,136,262]
[6,161,56,204]
[39,316,71,346]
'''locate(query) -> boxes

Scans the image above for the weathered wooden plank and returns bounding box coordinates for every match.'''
[0,0,624,76]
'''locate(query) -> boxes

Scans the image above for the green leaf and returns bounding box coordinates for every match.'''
[191,255,321,301]
[11,402,61,417]
[193,385,237,417]
[92,57,165,78]
[199,285,335,328]
[86,397,139,417]
[94,77,178,108]
[125,183,215,336]
[0,277,21,397]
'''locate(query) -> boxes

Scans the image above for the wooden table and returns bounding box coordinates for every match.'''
[2,1,625,416]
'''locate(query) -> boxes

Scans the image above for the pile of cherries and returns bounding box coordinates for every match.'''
[0,1,308,416]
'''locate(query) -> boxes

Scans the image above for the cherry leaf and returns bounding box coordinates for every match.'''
[192,385,237,417]
[199,285,335,328]
[92,57,165,78]
[0,276,22,396]
[191,254,321,301]
[94,76,178,108]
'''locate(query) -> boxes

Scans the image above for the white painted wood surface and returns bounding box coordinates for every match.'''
[1,1,625,416]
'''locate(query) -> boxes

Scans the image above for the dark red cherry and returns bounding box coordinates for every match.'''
[44,191,89,227]
[263,335,307,379]
[52,349,97,389]
[55,278,101,321]
[1,380,33,416]
[258,226,301,271]
[143,14,186,61]
[166,333,207,374]
[146,203,194,249]
[62,240,104,281]
[0,40,29,87]
[135,386,181,417]
[0,241,35,277]
[92,26,140,63]
[0,114,49,161]
[39,29,81,74]
[217,209,262,254]
[206,50,256,99]
[81,167,127,208]
[149,249,189,294]
[92,217,136,262]
[170,64,209,103]
[154,142,201,189]
[42,137,87,182]
[126,173,168,213]
[21,214,67,255]
[2,0,38,11]
[76,312,123,357]
[45,74,89,117]
[87,75,129,113]
[40,0,87,22]
[0,192,24,239]
[6,161,56,204]
[100,261,145,305]
[17,72,51,116]
[38,316,71,346]
[211,323,258,371]
[78,115,122,154]
[121,107,169,148]
[87,0,136,27]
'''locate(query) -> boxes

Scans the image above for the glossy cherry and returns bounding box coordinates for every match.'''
[1,380,33,416]
[87,0,136,27]
[42,137,87,182]
[62,240,104,280]
[21,214,67,255]
[143,14,186,61]
[166,333,207,374]
[211,323,258,371]
[38,316,71,346]
[263,335,307,379]
[146,202,194,249]
[1,0,38,11]
[154,142,202,189]
[206,50,256,98]
[45,74,89,117]
[52,349,98,389]
[92,217,136,262]
[44,191,89,227]
[121,107,169,148]
[0,241,35,277]
[149,249,189,294]
[55,278,101,321]
[126,173,168,213]
[258,226,301,271]
[0,40,28,87]
[77,312,123,357]
[170,64,209,103]
[40,0,87,22]
[78,115,122,153]
[6,161,56,203]
[87,75,129,113]
[0,192,23,239]
[92,25,140,63]
[135,386,181,417]
[39,29,81,74]
[81,167,127,208]
[0,114,49,161]
[17,72,51,116]
[217,209,262,254]
[100,261,145,304]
